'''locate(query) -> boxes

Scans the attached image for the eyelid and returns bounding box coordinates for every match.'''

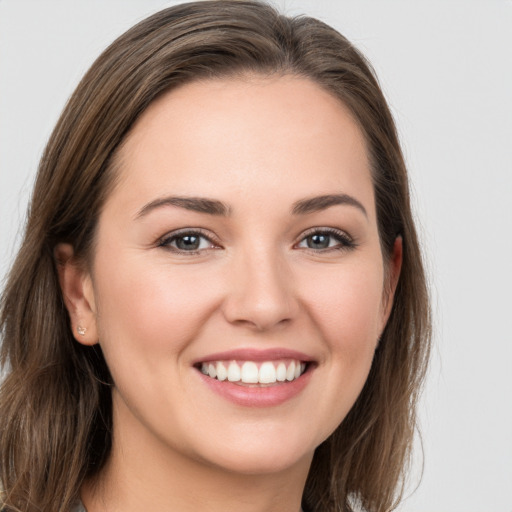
[295,227,356,251]
[156,226,356,254]
[299,226,352,239]
[157,228,222,253]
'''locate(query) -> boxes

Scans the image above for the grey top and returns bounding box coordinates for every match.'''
[71,500,87,512]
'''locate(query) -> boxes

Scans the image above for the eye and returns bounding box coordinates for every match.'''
[158,229,219,254]
[296,228,356,252]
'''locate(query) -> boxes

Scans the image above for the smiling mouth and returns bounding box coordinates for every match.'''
[197,359,308,386]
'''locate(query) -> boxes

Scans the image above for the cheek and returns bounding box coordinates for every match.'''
[298,260,385,438]
[92,254,221,364]
[304,259,385,352]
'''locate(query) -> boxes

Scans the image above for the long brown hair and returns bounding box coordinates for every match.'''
[0,2,431,511]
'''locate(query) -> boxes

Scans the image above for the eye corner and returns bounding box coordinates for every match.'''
[157,228,222,254]
[295,227,357,253]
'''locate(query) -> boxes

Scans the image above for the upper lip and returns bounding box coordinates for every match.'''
[192,348,314,365]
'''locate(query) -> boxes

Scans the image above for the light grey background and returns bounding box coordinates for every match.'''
[1,1,511,511]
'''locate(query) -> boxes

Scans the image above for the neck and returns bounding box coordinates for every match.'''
[82,394,312,512]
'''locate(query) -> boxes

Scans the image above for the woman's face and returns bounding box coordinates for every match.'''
[74,76,399,476]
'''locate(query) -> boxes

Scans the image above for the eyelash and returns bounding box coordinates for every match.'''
[158,228,220,254]
[157,227,356,255]
[295,227,357,253]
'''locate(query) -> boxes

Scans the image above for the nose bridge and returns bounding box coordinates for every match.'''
[223,241,297,330]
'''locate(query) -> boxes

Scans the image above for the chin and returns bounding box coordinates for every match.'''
[208,448,313,476]
[189,428,318,476]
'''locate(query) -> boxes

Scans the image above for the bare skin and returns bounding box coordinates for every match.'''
[57,75,401,512]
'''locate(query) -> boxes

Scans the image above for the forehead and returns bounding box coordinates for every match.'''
[110,75,374,218]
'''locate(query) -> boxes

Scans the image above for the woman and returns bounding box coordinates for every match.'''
[0,1,431,511]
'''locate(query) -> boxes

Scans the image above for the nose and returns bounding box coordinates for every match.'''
[222,247,298,332]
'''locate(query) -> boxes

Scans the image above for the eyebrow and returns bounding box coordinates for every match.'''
[292,194,367,217]
[135,193,367,220]
[135,196,230,219]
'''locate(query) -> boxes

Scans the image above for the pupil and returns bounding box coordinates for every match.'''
[177,235,199,250]
[308,234,329,249]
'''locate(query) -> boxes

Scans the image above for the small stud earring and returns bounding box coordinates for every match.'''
[77,326,87,336]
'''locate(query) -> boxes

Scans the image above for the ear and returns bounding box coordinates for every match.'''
[54,243,99,346]
[380,236,403,329]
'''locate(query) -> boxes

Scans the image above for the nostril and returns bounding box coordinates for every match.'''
[221,257,298,330]
[222,296,297,332]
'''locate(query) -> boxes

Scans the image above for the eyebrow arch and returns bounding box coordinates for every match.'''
[292,194,367,217]
[135,196,231,219]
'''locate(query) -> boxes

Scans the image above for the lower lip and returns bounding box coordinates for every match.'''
[197,368,313,407]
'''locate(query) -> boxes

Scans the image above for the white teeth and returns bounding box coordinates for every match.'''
[216,362,227,381]
[227,361,241,382]
[276,362,287,382]
[241,361,259,383]
[259,362,277,384]
[201,359,306,384]
[286,361,296,381]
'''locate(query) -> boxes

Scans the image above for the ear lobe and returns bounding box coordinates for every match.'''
[54,243,99,346]
[381,236,403,328]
